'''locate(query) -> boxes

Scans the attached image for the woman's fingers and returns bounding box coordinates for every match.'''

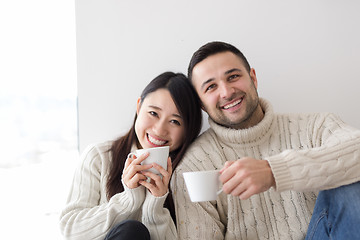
[124,156,133,169]
[132,152,150,165]
[124,153,151,173]
[122,152,152,189]
[140,159,173,197]
[166,157,172,175]
[124,173,147,189]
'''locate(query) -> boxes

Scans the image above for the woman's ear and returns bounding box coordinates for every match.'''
[136,97,141,115]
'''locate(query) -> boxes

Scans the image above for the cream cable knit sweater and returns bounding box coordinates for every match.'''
[59,142,177,240]
[171,98,360,240]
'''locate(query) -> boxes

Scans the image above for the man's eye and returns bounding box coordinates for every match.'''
[205,84,216,92]
[228,74,240,81]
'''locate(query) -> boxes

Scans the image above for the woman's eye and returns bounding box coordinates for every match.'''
[149,111,158,117]
[170,119,181,126]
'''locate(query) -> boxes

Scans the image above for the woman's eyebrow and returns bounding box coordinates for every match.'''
[172,113,182,119]
[148,105,182,119]
[148,105,161,110]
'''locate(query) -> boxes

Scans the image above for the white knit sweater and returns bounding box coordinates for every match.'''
[171,98,360,240]
[59,142,177,240]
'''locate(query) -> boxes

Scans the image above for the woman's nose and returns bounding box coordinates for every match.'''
[153,120,168,136]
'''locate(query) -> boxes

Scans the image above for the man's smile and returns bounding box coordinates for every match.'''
[221,97,243,110]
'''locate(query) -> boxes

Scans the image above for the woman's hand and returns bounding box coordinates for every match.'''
[139,157,172,197]
[122,152,152,189]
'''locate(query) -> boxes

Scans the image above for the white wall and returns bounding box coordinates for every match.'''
[76,0,360,152]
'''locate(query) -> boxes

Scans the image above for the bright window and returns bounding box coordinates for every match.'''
[0,1,78,238]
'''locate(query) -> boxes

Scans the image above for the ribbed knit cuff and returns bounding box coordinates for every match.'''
[142,190,169,222]
[121,180,146,210]
[266,150,294,192]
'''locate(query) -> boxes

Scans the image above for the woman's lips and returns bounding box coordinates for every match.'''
[147,133,167,146]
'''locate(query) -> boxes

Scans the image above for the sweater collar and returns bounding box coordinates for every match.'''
[208,98,274,144]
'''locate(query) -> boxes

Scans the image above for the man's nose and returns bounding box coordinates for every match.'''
[219,82,234,99]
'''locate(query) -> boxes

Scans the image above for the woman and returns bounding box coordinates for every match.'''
[59,72,202,240]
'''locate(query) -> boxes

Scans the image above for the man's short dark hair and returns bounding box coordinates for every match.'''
[187,41,251,82]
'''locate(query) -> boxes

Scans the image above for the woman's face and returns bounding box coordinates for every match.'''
[135,88,185,152]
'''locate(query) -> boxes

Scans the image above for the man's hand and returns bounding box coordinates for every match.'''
[219,157,275,200]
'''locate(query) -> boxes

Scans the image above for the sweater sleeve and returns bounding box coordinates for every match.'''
[59,144,146,240]
[141,190,177,240]
[268,113,360,192]
[171,156,226,240]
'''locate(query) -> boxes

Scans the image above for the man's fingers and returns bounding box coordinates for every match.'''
[219,160,235,174]
[220,162,238,183]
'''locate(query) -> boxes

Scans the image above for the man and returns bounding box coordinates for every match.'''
[170,41,360,239]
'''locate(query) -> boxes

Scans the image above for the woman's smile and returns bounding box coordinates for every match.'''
[147,133,168,147]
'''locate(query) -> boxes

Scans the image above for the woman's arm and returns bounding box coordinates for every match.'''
[141,190,177,240]
[59,144,146,240]
[139,157,177,239]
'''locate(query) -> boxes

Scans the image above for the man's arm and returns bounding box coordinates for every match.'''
[219,113,360,198]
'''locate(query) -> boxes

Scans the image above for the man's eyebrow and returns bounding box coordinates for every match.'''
[200,78,215,90]
[200,68,242,90]
[225,68,242,75]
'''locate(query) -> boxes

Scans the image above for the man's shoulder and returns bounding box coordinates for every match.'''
[187,128,219,151]
[274,112,337,123]
[178,129,225,171]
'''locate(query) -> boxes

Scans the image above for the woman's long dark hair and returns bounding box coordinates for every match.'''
[106,72,202,222]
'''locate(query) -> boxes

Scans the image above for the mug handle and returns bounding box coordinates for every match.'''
[216,172,223,195]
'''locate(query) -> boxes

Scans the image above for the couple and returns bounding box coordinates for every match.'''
[60,41,360,240]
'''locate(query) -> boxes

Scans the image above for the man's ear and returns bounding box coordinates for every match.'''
[200,102,207,112]
[201,105,205,112]
[136,97,141,115]
[250,68,258,89]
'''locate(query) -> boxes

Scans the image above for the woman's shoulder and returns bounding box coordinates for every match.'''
[79,140,114,162]
[82,140,112,153]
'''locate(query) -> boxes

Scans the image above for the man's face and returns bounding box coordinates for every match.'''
[191,51,262,129]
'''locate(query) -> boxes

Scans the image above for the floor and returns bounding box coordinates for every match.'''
[0,150,78,239]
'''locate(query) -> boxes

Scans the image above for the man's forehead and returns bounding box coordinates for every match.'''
[192,52,244,86]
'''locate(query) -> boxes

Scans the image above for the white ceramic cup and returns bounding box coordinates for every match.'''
[130,146,169,175]
[183,170,223,202]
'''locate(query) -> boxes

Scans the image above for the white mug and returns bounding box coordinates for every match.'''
[129,146,169,175]
[183,170,223,202]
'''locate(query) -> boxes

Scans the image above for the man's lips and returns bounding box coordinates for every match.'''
[221,97,243,110]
